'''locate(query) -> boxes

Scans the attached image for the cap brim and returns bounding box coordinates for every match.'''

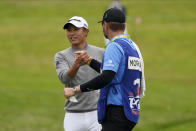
[97,20,103,23]
[63,21,88,30]
[63,21,82,30]
[63,23,70,29]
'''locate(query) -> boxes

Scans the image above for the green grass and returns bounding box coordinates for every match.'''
[0,0,196,130]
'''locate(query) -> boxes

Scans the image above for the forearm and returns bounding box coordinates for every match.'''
[80,70,116,92]
[89,59,102,73]
[66,62,80,78]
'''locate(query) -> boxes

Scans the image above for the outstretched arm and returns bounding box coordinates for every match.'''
[64,70,116,99]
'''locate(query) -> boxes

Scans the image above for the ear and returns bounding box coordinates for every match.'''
[84,29,89,37]
[86,29,89,33]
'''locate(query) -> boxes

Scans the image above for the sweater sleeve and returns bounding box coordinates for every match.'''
[54,53,72,86]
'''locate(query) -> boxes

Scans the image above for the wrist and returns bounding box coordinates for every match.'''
[73,85,81,94]
[87,57,92,66]
[72,86,77,94]
[73,62,80,69]
[76,85,81,93]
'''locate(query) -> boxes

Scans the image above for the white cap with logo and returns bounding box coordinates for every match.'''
[63,16,88,29]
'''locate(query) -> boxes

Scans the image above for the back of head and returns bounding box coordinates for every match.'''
[108,22,125,32]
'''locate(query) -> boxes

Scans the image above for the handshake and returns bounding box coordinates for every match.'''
[74,51,92,66]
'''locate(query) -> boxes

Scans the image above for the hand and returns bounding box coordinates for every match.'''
[64,86,81,99]
[64,88,75,99]
[74,51,91,66]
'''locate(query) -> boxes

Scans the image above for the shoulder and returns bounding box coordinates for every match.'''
[55,47,72,59]
[106,42,124,55]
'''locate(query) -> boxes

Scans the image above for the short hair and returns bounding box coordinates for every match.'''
[107,22,125,32]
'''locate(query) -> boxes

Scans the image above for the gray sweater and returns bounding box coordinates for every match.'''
[54,44,104,112]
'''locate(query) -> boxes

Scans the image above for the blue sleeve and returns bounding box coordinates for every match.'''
[102,42,124,73]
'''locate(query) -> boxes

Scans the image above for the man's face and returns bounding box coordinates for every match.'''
[66,24,88,45]
[102,22,108,39]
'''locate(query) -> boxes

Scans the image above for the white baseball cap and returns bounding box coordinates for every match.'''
[63,16,88,30]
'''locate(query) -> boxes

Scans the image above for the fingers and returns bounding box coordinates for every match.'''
[74,51,88,58]
[74,51,90,66]
[74,51,87,57]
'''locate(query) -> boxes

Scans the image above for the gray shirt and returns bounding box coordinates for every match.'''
[54,44,104,112]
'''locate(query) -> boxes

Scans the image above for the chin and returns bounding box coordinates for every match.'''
[72,42,80,46]
[71,40,78,44]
